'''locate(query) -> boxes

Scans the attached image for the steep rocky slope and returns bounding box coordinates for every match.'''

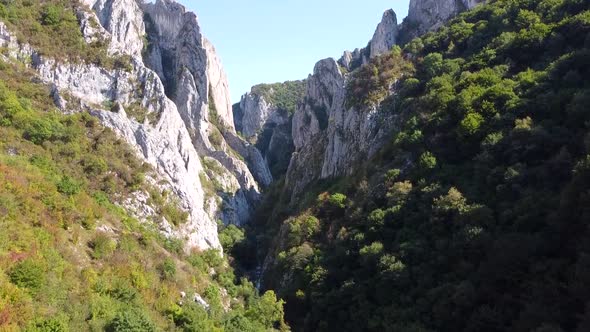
[1,0,272,250]
[233,81,306,177]
[285,0,487,201]
[233,0,487,205]
[0,0,291,330]
[404,0,486,36]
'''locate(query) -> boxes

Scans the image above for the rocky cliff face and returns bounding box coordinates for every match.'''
[339,9,399,72]
[0,0,270,250]
[403,0,486,37]
[90,0,146,57]
[231,10,400,187]
[233,83,304,178]
[278,9,404,201]
[142,0,234,131]
[369,9,399,59]
[280,2,487,202]
[141,0,271,225]
[285,58,397,201]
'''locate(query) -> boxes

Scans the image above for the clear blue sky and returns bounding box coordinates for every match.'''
[181,1,410,103]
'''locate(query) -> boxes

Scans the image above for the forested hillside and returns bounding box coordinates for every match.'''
[256,0,590,330]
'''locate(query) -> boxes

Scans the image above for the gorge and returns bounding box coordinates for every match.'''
[0,0,589,330]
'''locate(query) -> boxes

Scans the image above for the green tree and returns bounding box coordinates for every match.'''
[419,151,437,170]
[460,112,484,135]
[9,259,45,293]
[246,291,287,329]
[107,308,156,332]
[219,224,246,251]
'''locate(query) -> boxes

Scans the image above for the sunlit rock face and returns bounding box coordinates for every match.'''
[338,9,399,72]
[404,0,486,37]
[284,9,403,202]
[233,90,294,178]
[369,9,399,59]
[141,0,234,131]
[286,58,398,201]
[283,1,488,202]
[0,0,275,250]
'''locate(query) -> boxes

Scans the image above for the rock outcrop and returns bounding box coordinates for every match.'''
[142,0,234,131]
[236,92,280,139]
[285,58,398,201]
[234,89,295,177]
[141,0,270,224]
[90,0,146,57]
[280,8,404,201]
[403,0,486,37]
[281,2,488,202]
[369,9,399,59]
[232,80,306,178]
[338,9,399,72]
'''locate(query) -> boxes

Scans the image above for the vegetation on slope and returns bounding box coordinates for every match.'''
[345,46,414,108]
[0,0,131,69]
[0,56,288,331]
[256,0,590,331]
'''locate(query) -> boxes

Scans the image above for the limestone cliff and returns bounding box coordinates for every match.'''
[0,0,270,250]
[232,81,305,178]
[339,9,399,72]
[286,58,398,201]
[402,0,486,40]
[283,1,486,202]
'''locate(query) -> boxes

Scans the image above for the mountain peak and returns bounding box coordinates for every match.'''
[369,9,399,59]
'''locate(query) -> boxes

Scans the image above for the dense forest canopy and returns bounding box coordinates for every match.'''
[251,0,590,331]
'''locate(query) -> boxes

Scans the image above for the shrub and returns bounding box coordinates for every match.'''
[187,253,207,273]
[170,302,215,331]
[208,127,224,149]
[433,187,468,214]
[57,175,82,196]
[107,308,156,332]
[202,249,224,269]
[83,156,108,176]
[28,318,69,332]
[110,282,138,303]
[387,181,413,205]
[368,209,386,227]
[219,224,246,251]
[161,201,188,227]
[514,116,533,131]
[421,53,444,78]
[90,233,117,259]
[21,115,64,144]
[360,242,384,257]
[328,193,347,209]
[245,291,286,329]
[163,237,184,255]
[400,78,421,96]
[419,151,437,170]
[41,5,63,26]
[224,313,261,332]
[8,259,45,293]
[385,169,401,185]
[158,258,176,280]
[286,215,320,247]
[460,112,484,135]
